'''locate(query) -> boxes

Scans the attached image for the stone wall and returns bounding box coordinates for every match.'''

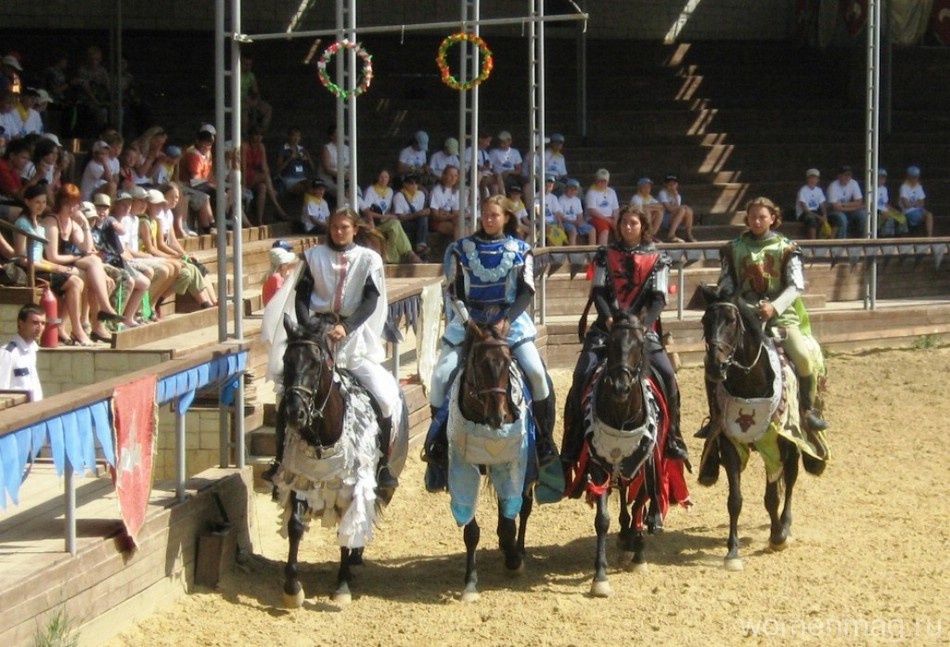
[2,0,795,40]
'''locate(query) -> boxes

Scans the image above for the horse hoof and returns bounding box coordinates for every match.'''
[281,588,305,609]
[628,561,649,575]
[460,588,480,604]
[589,580,613,598]
[618,551,635,567]
[505,561,525,576]
[332,591,352,606]
[724,557,744,572]
[769,537,791,552]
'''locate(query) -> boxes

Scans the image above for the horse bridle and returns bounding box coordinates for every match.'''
[466,336,512,399]
[704,301,765,373]
[285,339,336,428]
[604,319,646,385]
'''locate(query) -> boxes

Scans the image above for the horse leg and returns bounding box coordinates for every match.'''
[497,510,523,574]
[772,440,800,550]
[617,483,632,549]
[624,488,649,574]
[333,547,353,605]
[461,518,481,603]
[348,546,364,566]
[590,490,613,597]
[282,497,307,608]
[720,439,744,571]
[516,491,533,562]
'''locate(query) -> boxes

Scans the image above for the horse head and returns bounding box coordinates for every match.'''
[602,308,648,398]
[461,318,514,429]
[281,313,337,445]
[701,284,767,382]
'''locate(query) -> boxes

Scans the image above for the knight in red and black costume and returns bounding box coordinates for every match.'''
[562,206,690,468]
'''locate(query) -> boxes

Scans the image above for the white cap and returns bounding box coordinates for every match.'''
[146,189,167,205]
[2,55,22,71]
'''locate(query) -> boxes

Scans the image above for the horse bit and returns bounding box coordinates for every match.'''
[705,301,766,373]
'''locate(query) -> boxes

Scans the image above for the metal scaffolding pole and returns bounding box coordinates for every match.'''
[215,0,228,342]
[458,0,481,238]
[865,0,881,310]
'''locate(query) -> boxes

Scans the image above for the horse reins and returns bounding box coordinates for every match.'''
[705,302,766,373]
[285,339,336,426]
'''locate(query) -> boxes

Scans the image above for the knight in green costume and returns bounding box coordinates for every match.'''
[697,197,827,485]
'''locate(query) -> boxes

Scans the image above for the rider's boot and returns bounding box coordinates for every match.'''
[423,405,449,493]
[375,416,399,500]
[697,378,721,487]
[663,387,691,468]
[532,396,558,466]
[798,375,828,431]
[423,405,448,466]
[261,398,286,484]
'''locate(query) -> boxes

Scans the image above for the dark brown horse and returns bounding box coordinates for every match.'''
[581,309,670,597]
[700,286,802,571]
[451,318,535,603]
[277,313,403,606]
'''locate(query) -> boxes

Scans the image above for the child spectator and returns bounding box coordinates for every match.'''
[629,177,665,237]
[898,166,934,237]
[506,183,531,240]
[488,130,524,196]
[657,174,696,242]
[796,168,830,239]
[79,140,115,200]
[263,241,298,306]
[397,131,430,182]
[585,168,620,245]
[17,89,45,135]
[275,127,315,195]
[429,165,461,240]
[360,168,421,264]
[302,179,330,234]
[827,165,868,238]
[177,129,216,232]
[428,137,460,185]
[87,194,148,327]
[463,132,495,197]
[875,169,905,237]
[559,178,595,245]
[393,174,431,257]
[544,133,569,189]
[539,175,567,246]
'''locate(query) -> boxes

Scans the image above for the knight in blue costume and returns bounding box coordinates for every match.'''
[562,205,690,468]
[424,195,557,481]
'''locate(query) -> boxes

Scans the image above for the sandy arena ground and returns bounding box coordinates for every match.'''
[109,347,949,646]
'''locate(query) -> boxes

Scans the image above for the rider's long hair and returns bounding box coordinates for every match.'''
[744,196,783,230]
[480,194,520,238]
[617,205,653,245]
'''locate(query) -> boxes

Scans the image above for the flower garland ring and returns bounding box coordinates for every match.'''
[316,39,373,99]
[436,33,494,91]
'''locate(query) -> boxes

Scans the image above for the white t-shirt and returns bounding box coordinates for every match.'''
[630,193,659,207]
[541,192,560,224]
[657,188,683,210]
[0,110,24,139]
[876,185,890,211]
[393,189,427,214]
[544,150,567,178]
[585,185,619,219]
[80,160,110,200]
[488,146,523,174]
[302,195,330,228]
[119,213,140,251]
[827,178,863,208]
[428,184,459,212]
[796,185,827,216]
[558,194,584,223]
[21,108,44,135]
[428,151,459,178]
[463,145,491,173]
[899,182,926,212]
[398,146,427,172]
[362,184,394,213]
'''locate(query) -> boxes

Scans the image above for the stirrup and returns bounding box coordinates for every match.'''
[694,417,714,439]
[805,409,828,431]
[261,460,280,483]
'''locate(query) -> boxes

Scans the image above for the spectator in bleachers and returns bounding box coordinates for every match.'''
[110,190,174,319]
[507,183,532,240]
[796,168,830,239]
[0,90,23,139]
[117,142,151,191]
[123,185,181,318]
[243,126,286,225]
[559,178,595,246]
[898,166,934,237]
[429,164,461,240]
[177,129,216,232]
[301,178,330,234]
[0,54,23,96]
[13,184,88,345]
[488,130,524,197]
[544,133,568,190]
[428,137,460,185]
[155,144,181,188]
[275,126,315,196]
[132,126,169,183]
[658,174,696,242]
[585,168,620,246]
[262,240,298,306]
[0,138,37,200]
[239,54,272,135]
[826,165,868,238]
[79,140,115,201]
[43,183,123,343]
[463,131,495,197]
[74,46,111,134]
[317,124,349,203]
[630,177,665,238]
[539,175,567,246]
[17,89,45,135]
[361,168,422,264]
[397,130,430,184]
[41,54,70,105]
[24,136,63,203]
[160,183,217,304]
[875,169,905,237]
[393,174,431,257]
[89,193,149,327]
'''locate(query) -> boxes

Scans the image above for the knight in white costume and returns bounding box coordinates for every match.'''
[262,207,399,493]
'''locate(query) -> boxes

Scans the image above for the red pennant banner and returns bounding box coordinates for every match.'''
[112,374,157,547]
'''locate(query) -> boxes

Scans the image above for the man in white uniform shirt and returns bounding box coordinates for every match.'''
[826,165,868,239]
[0,304,46,401]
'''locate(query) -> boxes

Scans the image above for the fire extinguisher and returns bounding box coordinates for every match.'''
[40,286,60,348]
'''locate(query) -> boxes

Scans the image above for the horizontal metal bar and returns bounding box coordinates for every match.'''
[242,12,589,42]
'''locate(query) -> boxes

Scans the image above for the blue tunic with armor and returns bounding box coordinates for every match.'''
[442,234,537,346]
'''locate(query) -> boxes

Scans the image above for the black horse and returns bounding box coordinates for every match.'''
[700,286,826,570]
[569,309,686,597]
[276,313,405,606]
[449,319,543,603]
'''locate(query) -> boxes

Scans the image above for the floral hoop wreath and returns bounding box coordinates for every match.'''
[316,39,373,99]
[436,33,494,91]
